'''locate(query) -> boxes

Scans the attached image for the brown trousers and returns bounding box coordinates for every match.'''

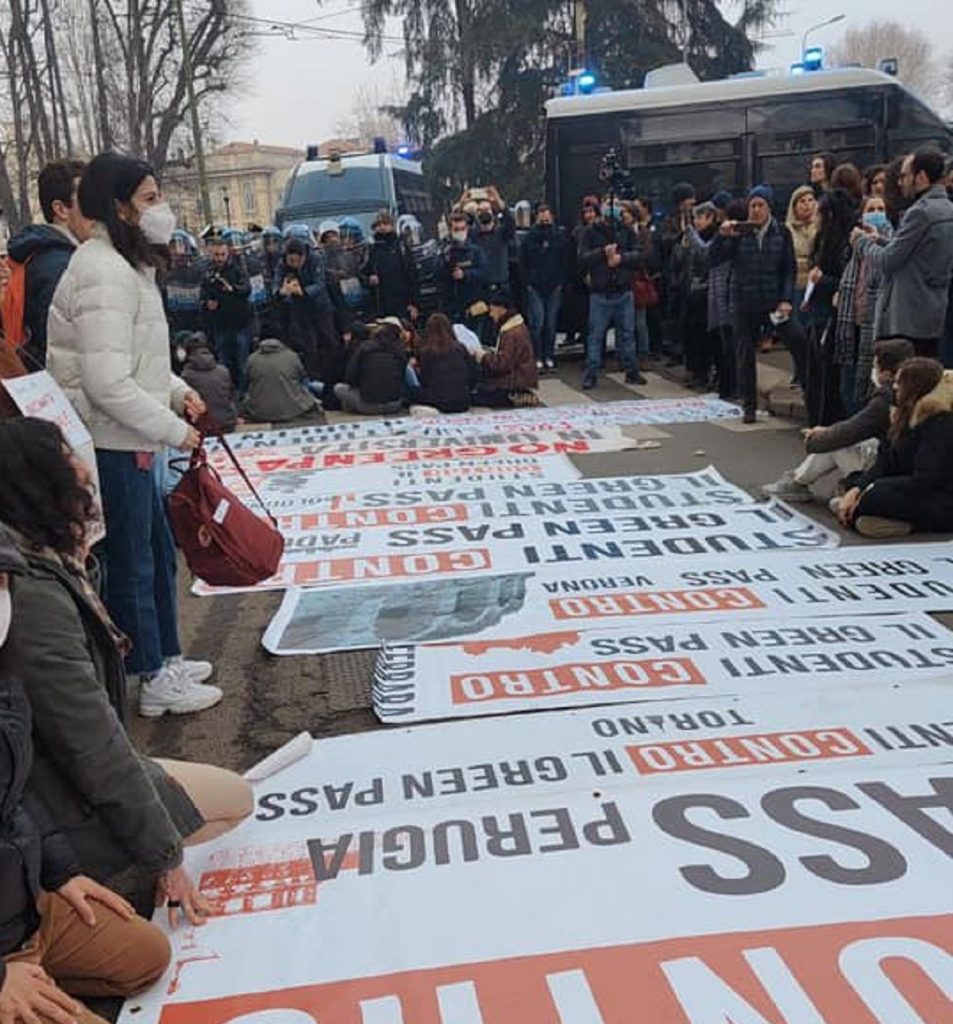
[4,892,170,1024]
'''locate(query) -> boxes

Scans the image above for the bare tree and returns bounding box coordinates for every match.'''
[335,85,406,150]
[829,21,939,97]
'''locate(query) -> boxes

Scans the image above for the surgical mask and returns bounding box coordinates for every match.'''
[0,586,10,648]
[863,211,889,231]
[871,365,882,388]
[451,230,469,244]
[139,201,177,245]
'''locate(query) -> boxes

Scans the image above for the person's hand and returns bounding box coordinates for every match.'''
[719,220,737,237]
[183,391,207,422]
[807,267,823,285]
[452,266,464,281]
[156,865,212,928]
[604,244,617,258]
[802,425,827,446]
[850,225,874,247]
[832,290,840,310]
[206,299,219,311]
[488,185,503,210]
[607,252,622,268]
[342,332,352,344]
[368,274,380,287]
[775,302,793,318]
[474,347,486,363]
[0,961,81,1024]
[57,875,135,927]
[838,487,862,526]
[177,425,201,452]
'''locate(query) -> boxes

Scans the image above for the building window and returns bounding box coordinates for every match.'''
[243,184,257,215]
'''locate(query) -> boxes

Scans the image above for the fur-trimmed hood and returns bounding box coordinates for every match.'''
[910,370,953,429]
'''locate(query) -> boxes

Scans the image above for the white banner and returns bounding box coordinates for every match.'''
[221,396,743,450]
[120,687,953,1024]
[201,500,836,596]
[264,542,953,655]
[260,466,752,519]
[373,611,953,723]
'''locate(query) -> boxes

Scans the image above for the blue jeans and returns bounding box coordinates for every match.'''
[586,292,637,375]
[635,306,651,358]
[96,450,181,676]
[525,285,563,361]
[213,326,250,395]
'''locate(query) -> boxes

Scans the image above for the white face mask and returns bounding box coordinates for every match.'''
[0,586,10,649]
[871,365,882,388]
[139,201,177,245]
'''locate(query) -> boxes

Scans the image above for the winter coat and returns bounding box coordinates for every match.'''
[785,186,819,292]
[0,676,81,977]
[363,234,419,317]
[472,210,516,288]
[482,315,538,392]
[805,385,893,454]
[244,339,320,423]
[272,250,332,314]
[439,239,486,317]
[855,372,953,528]
[182,349,238,431]
[345,334,408,406]
[709,218,796,315]
[200,258,252,330]
[521,225,571,295]
[6,224,77,370]
[416,345,476,413]
[579,221,643,296]
[46,225,191,452]
[0,536,202,884]
[855,185,953,343]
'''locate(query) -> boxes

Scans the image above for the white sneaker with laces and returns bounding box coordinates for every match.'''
[165,655,213,685]
[140,666,223,718]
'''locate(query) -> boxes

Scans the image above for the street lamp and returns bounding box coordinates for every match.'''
[802,14,845,58]
[221,188,231,228]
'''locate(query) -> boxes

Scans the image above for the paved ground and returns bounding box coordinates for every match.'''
[130,349,867,772]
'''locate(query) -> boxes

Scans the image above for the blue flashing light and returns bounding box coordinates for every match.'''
[790,62,806,76]
[396,145,412,157]
[803,46,824,72]
[577,71,597,94]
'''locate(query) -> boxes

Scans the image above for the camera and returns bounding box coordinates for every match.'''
[599,147,634,198]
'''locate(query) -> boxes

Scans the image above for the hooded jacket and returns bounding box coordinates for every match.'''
[482,315,538,393]
[785,186,819,291]
[200,257,252,330]
[244,339,321,423]
[345,332,408,406]
[855,371,953,528]
[363,233,419,317]
[7,224,77,370]
[182,348,238,431]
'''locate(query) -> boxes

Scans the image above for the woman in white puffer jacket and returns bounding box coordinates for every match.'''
[47,152,223,718]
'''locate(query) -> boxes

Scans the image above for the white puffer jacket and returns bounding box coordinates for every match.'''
[47,226,190,452]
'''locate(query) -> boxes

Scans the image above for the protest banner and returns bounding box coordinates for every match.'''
[200,500,836,597]
[373,611,953,723]
[119,688,953,1024]
[221,396,743,450]
[262,467,752,520]
[1,370,105,542]
[264,541,953,655]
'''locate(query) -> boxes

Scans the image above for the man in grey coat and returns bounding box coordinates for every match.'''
[852,148,953,358]
[244,338,322,423]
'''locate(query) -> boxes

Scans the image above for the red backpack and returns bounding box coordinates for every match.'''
[0,256,31,349]
[168,425,285,588]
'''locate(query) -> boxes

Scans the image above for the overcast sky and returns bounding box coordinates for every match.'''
[225,1,953,149]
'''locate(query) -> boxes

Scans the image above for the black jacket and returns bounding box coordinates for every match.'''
[416,345,476,413]
[472,211,516,288]
[709,219,796,314]
[201,259,252,330]
[439,239,486,316]
[363,234,420,317]
[345,334,408,405]
[521,225,571,295]
[1,677,80,982]
[578,221,643,296]
[7,224,77,369]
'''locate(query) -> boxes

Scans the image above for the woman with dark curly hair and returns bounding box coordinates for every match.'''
[0,417,252,925]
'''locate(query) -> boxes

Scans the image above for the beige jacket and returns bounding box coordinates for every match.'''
[47,225,190,452]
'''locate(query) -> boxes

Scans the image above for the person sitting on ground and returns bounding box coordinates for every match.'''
[181,332,238,432]
[410,313,477,415]
[473,293,539,407]
[1,533,171,1024]
[243,337,322,424]
[763,339,915,502]
[838,358,953,537]
[335,322,409,416]
[0,419,253,921]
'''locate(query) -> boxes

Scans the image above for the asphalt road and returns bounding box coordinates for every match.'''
[130,351,871,772]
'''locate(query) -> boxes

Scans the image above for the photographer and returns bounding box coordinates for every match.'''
[578,192,645,390]
[201,239,252,394]
[710,185,796,423]
[439,211,487,329]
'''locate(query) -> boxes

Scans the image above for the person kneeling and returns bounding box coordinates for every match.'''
[763,339,914,502]
[335,323,408,416]
[839,358,953,537]
[244,338,322,424]
[473,294,539,408]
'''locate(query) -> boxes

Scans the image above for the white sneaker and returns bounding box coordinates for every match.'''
[140,666,223,718]
[536,360,545,371]
[544,359,556,370]
[165,655,213,684]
